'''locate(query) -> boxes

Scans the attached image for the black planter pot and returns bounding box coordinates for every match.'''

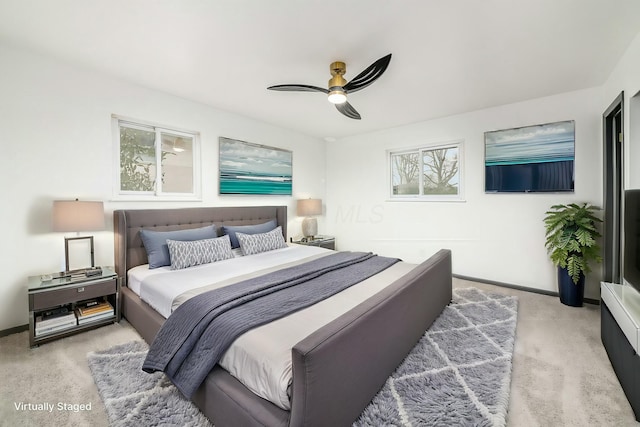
[557,267,585,307]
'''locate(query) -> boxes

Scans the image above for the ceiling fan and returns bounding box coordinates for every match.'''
[267,53,392,120]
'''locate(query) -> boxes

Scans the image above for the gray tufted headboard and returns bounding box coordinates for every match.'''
[113,206,287,287]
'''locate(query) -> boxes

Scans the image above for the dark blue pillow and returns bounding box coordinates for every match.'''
[140,225,217,269]
[222,219,277,249]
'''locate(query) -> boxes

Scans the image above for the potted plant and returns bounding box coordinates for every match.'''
[544,203,602,307]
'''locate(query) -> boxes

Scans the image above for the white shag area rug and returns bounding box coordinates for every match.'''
[88,287,518,426]
[354,287,518,426]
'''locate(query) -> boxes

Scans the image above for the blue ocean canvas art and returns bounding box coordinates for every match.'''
[219,137,292,195]
[485,120,575,193]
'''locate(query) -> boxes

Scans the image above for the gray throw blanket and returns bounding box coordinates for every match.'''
[142,251,400,398]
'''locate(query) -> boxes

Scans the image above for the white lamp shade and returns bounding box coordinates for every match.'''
[297,199,322,216]
[52,200,105,232]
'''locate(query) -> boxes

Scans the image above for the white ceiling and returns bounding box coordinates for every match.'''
[1,0,639,139]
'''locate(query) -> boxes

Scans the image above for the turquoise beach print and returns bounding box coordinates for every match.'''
[219,137,292,195]
[485,120,575,166]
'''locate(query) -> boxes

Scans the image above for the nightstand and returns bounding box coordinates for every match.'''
[291,235,336,250]
[28,268,119,347]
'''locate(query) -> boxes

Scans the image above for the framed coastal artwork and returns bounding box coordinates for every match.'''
[219,137,292,195]
[484,120,575,193]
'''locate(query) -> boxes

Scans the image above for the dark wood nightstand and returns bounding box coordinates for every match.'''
[291,235,336,250]
[28,267,119,347]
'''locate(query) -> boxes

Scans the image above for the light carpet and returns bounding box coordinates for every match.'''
[87,287,518,426]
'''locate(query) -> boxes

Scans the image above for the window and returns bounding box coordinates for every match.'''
[113,116,201,200]
[390,141,463,201]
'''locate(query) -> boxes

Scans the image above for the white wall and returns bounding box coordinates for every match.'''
[602,31,640,190]
[5,30,639,331]
[326,87,604,298]
[0,43,326,331]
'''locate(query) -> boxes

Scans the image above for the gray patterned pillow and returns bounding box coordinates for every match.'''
[237,226,287,256]
[166,235,234,270]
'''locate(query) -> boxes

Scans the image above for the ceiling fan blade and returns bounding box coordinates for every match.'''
[343,54,392,93]
[335,101,361,120]
[267,84,328,94]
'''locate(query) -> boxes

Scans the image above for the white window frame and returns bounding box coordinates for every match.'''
[112,115,202,201]
[388,140,465,202]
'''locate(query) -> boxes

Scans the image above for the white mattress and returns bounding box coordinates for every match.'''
[128,245,416,410]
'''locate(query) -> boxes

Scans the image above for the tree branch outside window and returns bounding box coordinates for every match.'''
[389,142,463,200]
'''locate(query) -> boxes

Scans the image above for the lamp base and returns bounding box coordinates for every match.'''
[301,217,318,239]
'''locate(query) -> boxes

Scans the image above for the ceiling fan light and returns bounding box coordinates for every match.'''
[328,90,347,104]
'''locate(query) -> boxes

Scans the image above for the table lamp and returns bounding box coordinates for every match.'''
[297,198,322,239]
[52,199,105,274]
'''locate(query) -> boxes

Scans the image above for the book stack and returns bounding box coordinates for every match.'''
[35,307,77,337]
[75,299,114,325]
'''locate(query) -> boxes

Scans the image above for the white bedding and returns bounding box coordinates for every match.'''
[128,245,326,318]
[128,245,416,410]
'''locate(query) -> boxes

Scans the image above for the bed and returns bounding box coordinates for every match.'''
[113,205,452,426]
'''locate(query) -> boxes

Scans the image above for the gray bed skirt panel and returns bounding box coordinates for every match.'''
[289,249,452,427]
[193,366,290,427]
[121,287,165,344]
